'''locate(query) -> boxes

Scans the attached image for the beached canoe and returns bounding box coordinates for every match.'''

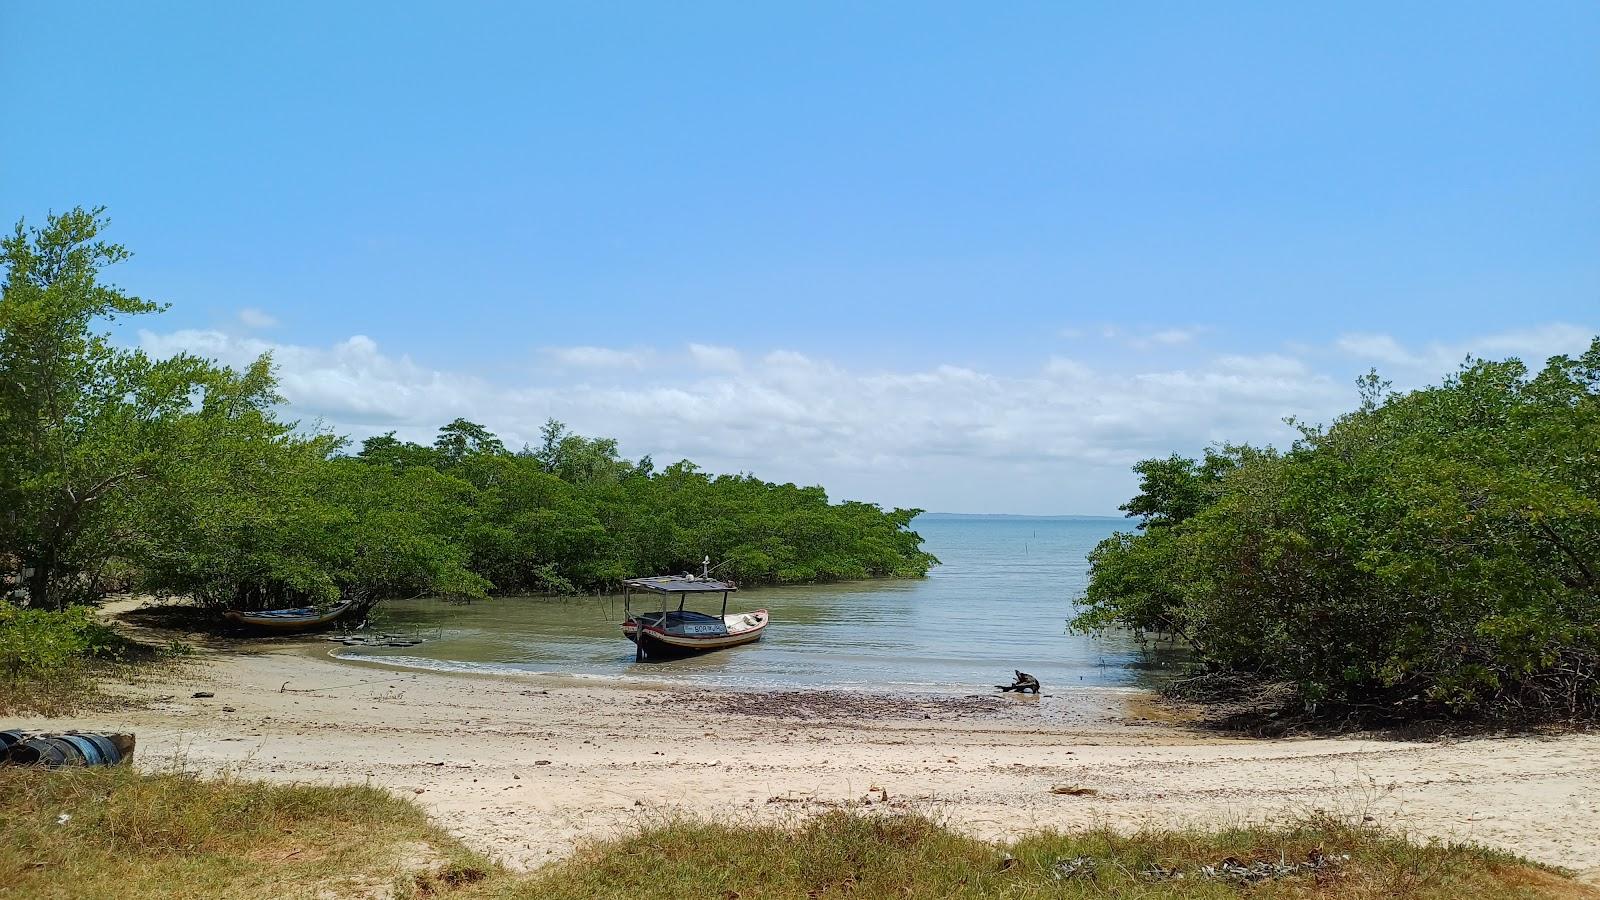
[225,601,355,633]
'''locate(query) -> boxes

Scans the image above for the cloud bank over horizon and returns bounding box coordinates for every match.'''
[139,321,1595,515]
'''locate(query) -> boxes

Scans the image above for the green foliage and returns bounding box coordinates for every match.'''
[434,416,507,465]
[525,417,638,483]
[0,605,122,678]
[1076,342,1600,723]
[0,208,218,608]
[134,428,491,610]
[1,207,933,615]
[1120,449,1238,528]
[354,421,938,594]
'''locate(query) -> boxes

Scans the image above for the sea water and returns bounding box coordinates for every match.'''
[334,514,1182,692]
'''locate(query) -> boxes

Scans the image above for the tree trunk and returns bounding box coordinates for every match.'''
[27,548,56,609]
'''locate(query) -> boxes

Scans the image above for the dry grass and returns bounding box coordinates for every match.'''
[0,767,1591,900]
[0,669,105,716]
[0,604,193,716]
[0,766,490,900]
[0,651,191,716]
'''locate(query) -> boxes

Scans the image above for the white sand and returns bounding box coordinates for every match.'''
[16,641,1600,883]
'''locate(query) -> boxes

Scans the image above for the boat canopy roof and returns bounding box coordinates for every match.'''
[624,575,737,594]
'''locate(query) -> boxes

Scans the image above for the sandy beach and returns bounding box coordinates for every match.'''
[13,633,1599,885]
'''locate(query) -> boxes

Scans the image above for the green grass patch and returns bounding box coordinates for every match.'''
[497,811,1591,900]
[0,768,1590,899]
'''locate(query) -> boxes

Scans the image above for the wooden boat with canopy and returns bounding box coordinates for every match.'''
[621,570,768,661]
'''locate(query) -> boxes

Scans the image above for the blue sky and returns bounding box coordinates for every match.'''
[3,3,1597,513]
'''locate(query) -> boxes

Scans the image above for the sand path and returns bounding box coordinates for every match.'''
[15,643,1599,883]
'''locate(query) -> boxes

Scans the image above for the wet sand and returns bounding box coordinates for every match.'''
[16,639,1600,884]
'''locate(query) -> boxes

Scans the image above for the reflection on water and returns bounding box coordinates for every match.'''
[337,514,1184,692]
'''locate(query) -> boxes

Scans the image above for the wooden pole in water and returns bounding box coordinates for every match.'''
[658,591,668,657]
[627,585,644,662]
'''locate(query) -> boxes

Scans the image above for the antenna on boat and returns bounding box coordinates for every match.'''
[701,555,710,579]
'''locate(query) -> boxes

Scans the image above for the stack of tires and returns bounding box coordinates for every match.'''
[2,729,132,767]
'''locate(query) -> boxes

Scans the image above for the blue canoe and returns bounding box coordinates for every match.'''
[224,601,355,633]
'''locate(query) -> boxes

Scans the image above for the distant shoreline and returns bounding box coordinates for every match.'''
[915,511,1125,520]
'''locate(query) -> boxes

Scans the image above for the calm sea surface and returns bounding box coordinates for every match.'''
[335,514,1181,693]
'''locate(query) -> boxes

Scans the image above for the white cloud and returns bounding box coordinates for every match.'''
[133,323,1591,512]
[1333,332,1418,366]
[687,343,742,372]
[763,349,816,369]
[1043,356,1093,379]
[1213,353,1309,377]
[237,307,278,329]
[1335,323,1594,376]
[133,329,1359,509]
[1077,324,1213,351]
[1467,323,1595,362]
[139,329,488,427]
[1147,328,1197,345]
[540,345,647,370]
[1125,325,1210,350]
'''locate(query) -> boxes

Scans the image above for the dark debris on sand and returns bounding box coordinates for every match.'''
[687,690,1013,722]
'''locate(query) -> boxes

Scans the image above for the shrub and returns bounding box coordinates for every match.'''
[1075,340,1600,724]
[0,604,123,678]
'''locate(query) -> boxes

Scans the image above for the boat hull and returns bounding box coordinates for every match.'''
[224,602,355,633]
[623,609,768,658]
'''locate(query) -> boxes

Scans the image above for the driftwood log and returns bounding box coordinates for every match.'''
[996,670,1041,693]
